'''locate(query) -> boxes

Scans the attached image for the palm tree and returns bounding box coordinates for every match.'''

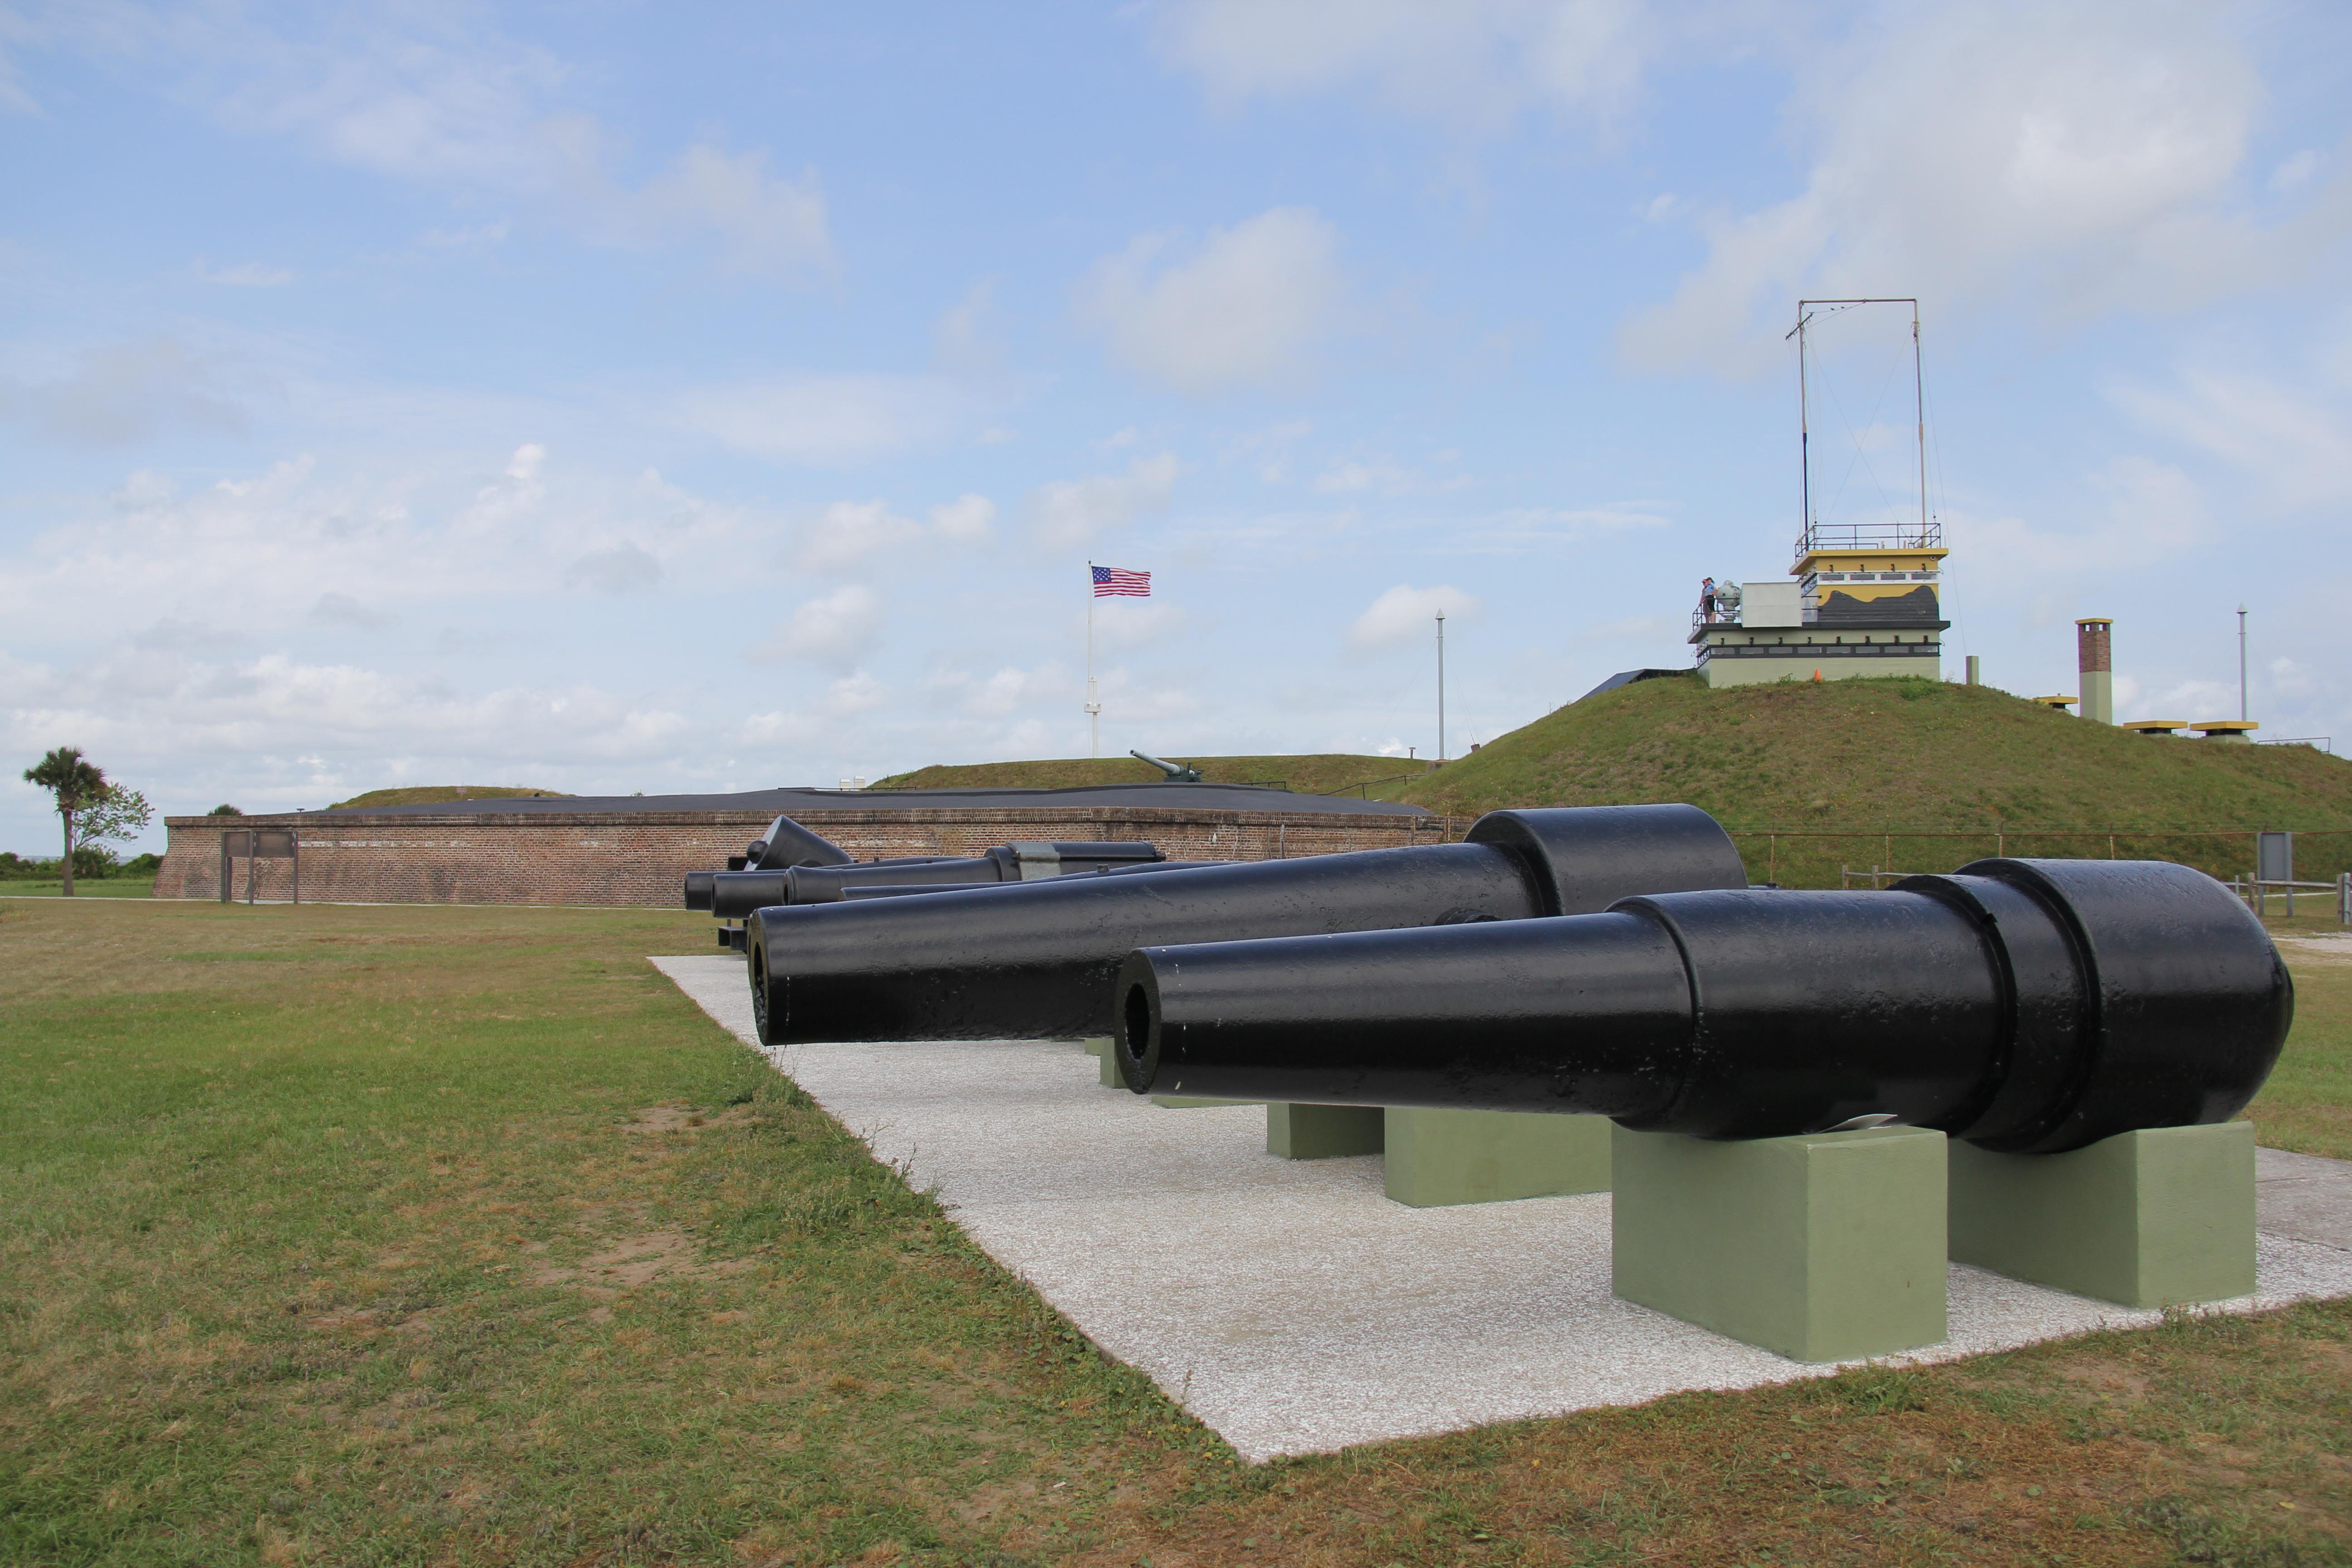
[23,747,108,897]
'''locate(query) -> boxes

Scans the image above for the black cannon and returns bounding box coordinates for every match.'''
[704,839,1175,917]
[746,804,1749,1046]
[1112,858,2290,1155]
[1132,749,1203,783]
[684,813,906,910]
[837,860,1220,901]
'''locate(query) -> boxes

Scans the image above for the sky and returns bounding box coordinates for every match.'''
[4,0,2350,856]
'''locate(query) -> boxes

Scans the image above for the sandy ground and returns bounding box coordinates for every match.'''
[654,954,2352,1462]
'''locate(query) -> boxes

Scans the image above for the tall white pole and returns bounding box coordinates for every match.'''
[2238,605,2249,722]
[1085,563,1101,758]
[1436,610,1447,763]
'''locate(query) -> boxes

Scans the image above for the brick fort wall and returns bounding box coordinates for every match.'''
[154,805,1451,907]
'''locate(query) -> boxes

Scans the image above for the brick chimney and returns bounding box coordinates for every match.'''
[2076,618,2113,725]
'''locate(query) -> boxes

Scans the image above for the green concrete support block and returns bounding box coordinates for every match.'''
[1266,1103,1385,1160]
[1384,1108,1612,1207]
[1612,1124,1948,1363]
[1083,1037,1122,1088]
[1947,1121,2256,1308]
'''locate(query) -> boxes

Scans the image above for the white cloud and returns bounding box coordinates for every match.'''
[1087,602,1189,653]
[1618,3,2295,375]
[1349,584,1482,650]
[933,279,1004,373]
[753,584,884,666]
[0,445,772,652]
[1029,453,1180,548]
[308,592,397,629]
[799,500,922,571]
[1460,505,1669,551]
[1314,456,1411,495]
[965,666,1046,719]
[1078,208,1345,393]
[1156,0,1653,136]
[22,7,831,275]
[2112,366,2352,511]
[0,643,692,784]
[0,336,250,446]
[1946,457,2206,577]
[196,260,295,287]
[670,375,964,466]
[563,540,663,593]
[600,142,831,275]
[418,220,510,249]
[929,493,997,542]
[819,671,889,717]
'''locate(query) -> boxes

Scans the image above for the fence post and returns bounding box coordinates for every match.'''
[2340,871,2349,928]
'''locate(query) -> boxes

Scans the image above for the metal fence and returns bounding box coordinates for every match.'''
[2226,874,2352,925]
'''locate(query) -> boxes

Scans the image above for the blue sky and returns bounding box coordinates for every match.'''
[5,1,2350,855]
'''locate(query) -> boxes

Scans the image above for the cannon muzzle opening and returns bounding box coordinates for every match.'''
[1114,858,2291,1155]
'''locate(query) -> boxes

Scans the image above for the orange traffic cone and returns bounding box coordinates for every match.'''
[1812,669,1823,681]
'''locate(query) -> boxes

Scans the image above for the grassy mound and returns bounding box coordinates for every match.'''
[1394,674,2352,886]
[325,785,572,809]
[873,753,1416,797]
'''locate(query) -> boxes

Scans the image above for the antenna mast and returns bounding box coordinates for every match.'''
[1790,298,1929,558]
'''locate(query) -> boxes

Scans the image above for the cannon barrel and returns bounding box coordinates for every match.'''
[1113,858,2291,1155]
[747,804,1748,1046]
[685,813,871,910]
[707,839,1171,918]
[1131,750,1202,783]
[689,854,961,911]
[840,861,1221,900]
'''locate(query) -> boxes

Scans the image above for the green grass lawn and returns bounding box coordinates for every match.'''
[0,881,161,899]
[3,898,2349,1566]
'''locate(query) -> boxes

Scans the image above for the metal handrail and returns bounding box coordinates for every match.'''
[1792,519,1943,561]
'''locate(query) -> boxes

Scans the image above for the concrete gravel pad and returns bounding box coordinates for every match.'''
[652,954,2352,1461]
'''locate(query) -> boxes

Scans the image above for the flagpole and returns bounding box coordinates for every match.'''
[1084,562,1101,759]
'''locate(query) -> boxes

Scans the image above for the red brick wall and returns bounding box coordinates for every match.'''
[154,806,1453,907]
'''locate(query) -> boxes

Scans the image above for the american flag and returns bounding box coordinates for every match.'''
[1091,565,1151,598]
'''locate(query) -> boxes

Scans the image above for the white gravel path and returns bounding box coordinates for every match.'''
[652,953,2352,1461]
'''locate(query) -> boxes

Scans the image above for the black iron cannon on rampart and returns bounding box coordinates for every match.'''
[1110,857,2290,1153]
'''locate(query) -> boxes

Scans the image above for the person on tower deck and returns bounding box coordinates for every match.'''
[1699,577,1717,622]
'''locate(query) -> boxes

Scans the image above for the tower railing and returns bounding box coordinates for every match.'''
[1793,519,1942,566]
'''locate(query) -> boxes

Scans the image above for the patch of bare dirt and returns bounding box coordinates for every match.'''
[531,1230,756,1291]
[621,1103,749,1134]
